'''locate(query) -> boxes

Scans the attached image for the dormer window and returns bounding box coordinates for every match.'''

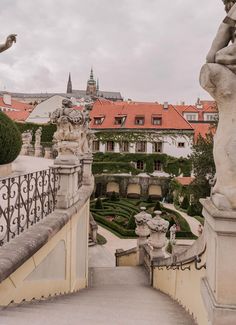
[115,117,122,125]
[94,117,104,125]
[152,117,162,125]
[135,116,145,125]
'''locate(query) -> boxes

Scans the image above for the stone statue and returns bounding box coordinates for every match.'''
[169,224,177,244]
[34,127,43,157]
[200,1,236,210]
[0,34,17,54]
[206,1,236,72]
[20,130,33,155]
[35,127,42,147]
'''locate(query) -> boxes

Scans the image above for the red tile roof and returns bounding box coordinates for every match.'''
[90,100,193,131]
[0,96,33,121]
[175,176,195,186]
[191,123,215,142]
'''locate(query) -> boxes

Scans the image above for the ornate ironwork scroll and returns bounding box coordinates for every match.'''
[0,168,60,246]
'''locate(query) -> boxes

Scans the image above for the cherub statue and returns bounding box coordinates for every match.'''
[0,34,17,54]
[206,1,236,72]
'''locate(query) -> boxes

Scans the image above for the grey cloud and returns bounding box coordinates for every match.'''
[0,0,224,103]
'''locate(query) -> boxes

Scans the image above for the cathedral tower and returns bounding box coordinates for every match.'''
[86,68,97,96]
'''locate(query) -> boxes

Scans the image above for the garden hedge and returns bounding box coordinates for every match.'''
[0,112,22,165]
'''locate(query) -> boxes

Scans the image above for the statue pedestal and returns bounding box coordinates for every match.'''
[52,162,82,209]
[35,145,43,157]
[201,198,236,324]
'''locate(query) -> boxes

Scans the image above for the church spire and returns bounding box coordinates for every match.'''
[66,73,72,94]
[96,78,99,92]
[90,67,94,81]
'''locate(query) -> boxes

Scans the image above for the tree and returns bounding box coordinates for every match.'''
[180,196,189,210]
[188,132,215,214]
[95,197,103,209]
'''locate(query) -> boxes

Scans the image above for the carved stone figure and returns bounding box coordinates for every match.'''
[35,127,42,147]
[51,98,94,164]
[21,130,33,155]
[206,1,236,73]
[34,127,43,157]
[169,224,177,244]
[0,34,17,54]
[200,1,236,210]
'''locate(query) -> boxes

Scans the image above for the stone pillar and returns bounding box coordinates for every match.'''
[52,163,82,209]
[34,146,43,157]
[134,207,152,247]
[82,156,93,185]
[44,147,53,159]
[147,210,169,259]
[201,198,236,324]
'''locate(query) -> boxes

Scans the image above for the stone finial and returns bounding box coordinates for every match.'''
[147,211,169,258]
[134,207,152,247]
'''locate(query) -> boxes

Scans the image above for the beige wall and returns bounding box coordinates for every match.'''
[148,185,162,196]
[153,252,208,325]
[116,250,139,267]
[0,200,90,306]
[127,183,141,194]
[106,182,119,193]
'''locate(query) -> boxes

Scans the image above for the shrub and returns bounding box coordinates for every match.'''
[95,197,103,209]
[187,204,198,216]
[110,191,120,201]
[154,200,162,211]
[127,214,136,230]
[0,112,22,165]
[180,196,189,210]
[147,196,153,203]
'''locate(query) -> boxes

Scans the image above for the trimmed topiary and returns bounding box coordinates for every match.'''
[187,204,198,217]
[154,200,162,211]
[0,112,22,165]
[127,214,136,230]
[95,197,103,209]
[180,196,189,210]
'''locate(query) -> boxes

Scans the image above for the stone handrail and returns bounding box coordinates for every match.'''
[0,182,93,284]
[153,230,206,268]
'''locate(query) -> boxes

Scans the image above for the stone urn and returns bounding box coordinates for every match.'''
[134,207,152,247]
[147,210,169,258]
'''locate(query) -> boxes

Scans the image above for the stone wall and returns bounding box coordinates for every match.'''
[0,182,93,306]
[94,174,169,198]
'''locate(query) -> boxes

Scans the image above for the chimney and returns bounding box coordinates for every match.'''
[3,93,12,106]
[196,97,203,110]
[163,102,169,109]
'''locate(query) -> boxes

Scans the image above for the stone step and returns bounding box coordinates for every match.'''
[0,266,195,325]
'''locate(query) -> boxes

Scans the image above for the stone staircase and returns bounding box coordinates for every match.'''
[0,266,195,325]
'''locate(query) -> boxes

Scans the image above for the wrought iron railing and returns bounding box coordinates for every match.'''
[0,168,60,246]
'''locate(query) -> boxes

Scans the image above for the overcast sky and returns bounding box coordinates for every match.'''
[0,0,224,104]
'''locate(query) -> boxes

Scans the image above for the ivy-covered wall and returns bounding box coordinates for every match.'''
[93,152,192,176]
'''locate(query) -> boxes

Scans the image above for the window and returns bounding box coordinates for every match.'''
[94,117,103,125]
[106,141,114,152]
[205,113,218,121]
[92,141,100,152]
[185,114,197,121]
[153,142,163,153]
[154,160,162,171]
[121,141,129,152]
[114,117,123,125]
[137,160,144,170]
[152,117,162,125]
[135,116,145,125]
[136,141,146,153]
[178,142,185,148]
